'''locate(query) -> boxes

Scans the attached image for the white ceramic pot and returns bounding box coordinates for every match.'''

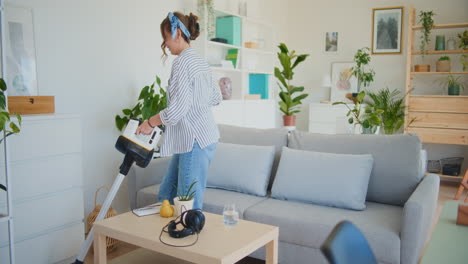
[173,197,194,216]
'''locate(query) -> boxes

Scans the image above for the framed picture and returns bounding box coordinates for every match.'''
[4,6,38,96]
[330,62,358,103]
[325,32,338,52]
[371,6,403,54]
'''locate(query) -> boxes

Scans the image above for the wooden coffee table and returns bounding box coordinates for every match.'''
[93,211,279,264]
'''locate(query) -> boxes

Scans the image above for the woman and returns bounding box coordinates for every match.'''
[136,11,221,210]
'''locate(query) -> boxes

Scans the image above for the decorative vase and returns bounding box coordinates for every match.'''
[435,35,445,51]
[448,84,461,96]
[414,64,430,72]
[283,115,296,128]
[436,60,451,72]
[447,37,456,50]
[354,124,380,135]
[219,77,232,100]
[173,197,194,216]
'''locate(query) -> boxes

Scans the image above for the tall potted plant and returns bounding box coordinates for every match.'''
[415,10,435,72]
[352,47,375,92]
[274,43,310,128]
[115,75,167,131]
[0,78,22,193]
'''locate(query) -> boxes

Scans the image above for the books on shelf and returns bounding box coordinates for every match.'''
[226,49,239,68]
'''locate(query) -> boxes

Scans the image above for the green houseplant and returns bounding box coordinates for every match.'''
[436,56,451,72]
[444,74,465,96]
[458,30,468,71]
[0,77,22,193]
[416,10,435,72]
[274,43,310,127]
[364,88,408,134]
[115,75,167,131]
[333,91,383,134]
[352,47,375,92]
[173,179,197,216]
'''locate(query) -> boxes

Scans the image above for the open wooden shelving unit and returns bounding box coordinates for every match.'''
[404,6,468,181]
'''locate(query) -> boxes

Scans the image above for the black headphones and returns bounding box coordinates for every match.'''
[167,209,205,239]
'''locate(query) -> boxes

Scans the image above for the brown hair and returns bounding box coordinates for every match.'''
[160,12,200,57]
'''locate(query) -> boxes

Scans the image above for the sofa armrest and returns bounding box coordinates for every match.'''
[401,173,440,264]
[127,156,171,209]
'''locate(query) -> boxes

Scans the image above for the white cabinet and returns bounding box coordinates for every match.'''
[213,99,276,128]
[0,114,84,264]
[308,103,353,134]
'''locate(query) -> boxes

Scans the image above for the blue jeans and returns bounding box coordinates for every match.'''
[158,140,217,210]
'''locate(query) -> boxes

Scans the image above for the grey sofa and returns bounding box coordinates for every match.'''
[127,125,439,264]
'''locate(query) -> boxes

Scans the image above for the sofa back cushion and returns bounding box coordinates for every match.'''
[207,142,275,196]
[272,147,374,210]
[218,124,289,190]
[288,131,424,206]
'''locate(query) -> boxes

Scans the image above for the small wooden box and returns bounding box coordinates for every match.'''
[456,204,468,226]
[8,96,55,114]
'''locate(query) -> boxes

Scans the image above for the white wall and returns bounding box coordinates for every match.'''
[5,0,287,217]
[286,0,468,171]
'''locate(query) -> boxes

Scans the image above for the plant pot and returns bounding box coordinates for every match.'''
[173,197,194,216]
[436,60,451,72]
[354,124,380,135]
[448,84,461,96]
[283,115,296,127]
[414,64,430,72]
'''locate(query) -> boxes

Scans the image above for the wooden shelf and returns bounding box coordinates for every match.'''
[410,95,468,98]
[244,69,273,75]
[214,9,241,18]
[412,50,468,55]
[411,71,468,75]
[412,23,468,30]
[211,66,242,73]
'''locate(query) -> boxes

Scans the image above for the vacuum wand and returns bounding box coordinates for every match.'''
[73,120,162,264]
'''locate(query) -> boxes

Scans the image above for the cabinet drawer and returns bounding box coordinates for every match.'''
[406,127,468,145]
[409,112,468,130]
[409,96,468,113]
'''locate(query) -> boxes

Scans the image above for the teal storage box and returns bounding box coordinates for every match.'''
[249,74,269,99]
[216,16,241,47]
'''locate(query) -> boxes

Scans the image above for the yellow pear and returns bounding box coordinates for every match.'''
[160,199,174,218]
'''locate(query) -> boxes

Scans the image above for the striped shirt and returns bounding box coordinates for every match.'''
[159,48,222,157]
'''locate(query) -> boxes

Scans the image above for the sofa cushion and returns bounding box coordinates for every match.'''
[218,124,289,190]
[271,147,373,210]
[207,142,275,196]
[136,184,267,219]
[288,131,423,206]
[244,198,402,264]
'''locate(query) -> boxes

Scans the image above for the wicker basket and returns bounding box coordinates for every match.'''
[85,186,118,252]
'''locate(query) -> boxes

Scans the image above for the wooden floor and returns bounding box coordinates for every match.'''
[84,181,466,264]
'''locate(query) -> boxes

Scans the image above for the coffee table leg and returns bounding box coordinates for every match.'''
[265,238,278,264]
[94,232,107,264]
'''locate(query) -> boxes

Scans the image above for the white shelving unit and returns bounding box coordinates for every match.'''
[194,4,277,128]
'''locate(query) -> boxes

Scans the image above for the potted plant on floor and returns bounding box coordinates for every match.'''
[333,91,383,134]
[364,88,409,134]
[115,75,167,131]
[436,56,451,72]
[458,30,468,71]
[443,75,465,96]
[274,43,310,129]
[173,179,197,216]
[415,10,435,72]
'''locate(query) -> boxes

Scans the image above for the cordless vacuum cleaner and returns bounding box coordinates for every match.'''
[73,119,163,264]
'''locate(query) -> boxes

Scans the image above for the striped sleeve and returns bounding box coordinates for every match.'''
[160,60,193,126]
[209,76,222,106]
